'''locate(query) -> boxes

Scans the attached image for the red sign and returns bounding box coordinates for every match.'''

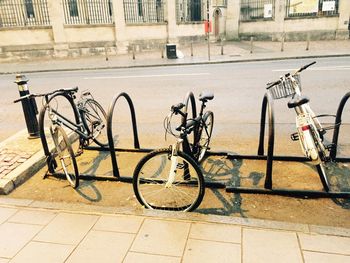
[204,21,212,33]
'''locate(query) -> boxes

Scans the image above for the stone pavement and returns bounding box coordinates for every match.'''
[0,39,350,262]
[0,196,349,263]
[0,39,350,74]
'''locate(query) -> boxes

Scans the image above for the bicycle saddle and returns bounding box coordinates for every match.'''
[199,91,214,102]
[288,95,309,108]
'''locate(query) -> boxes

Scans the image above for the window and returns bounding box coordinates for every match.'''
[240,0,275,21]
[68,0,78,17]
[286,0,339,18]
[123,0,165,24]
[63,0,114,24]
[24,0,35,18]
[176,0,206,23]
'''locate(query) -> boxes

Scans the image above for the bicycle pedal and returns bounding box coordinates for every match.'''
[290,132,299,141]
[325,144,335,151]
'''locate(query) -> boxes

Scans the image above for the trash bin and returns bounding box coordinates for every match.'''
[166,44,177,59]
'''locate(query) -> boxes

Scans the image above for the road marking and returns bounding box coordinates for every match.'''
[84,73,210,80]
[273,66,350,72]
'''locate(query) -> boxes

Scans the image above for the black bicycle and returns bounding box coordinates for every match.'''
[132,91,214,211]
[14,87,107,188]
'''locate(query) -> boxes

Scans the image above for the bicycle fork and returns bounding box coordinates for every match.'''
[165,140,183,188]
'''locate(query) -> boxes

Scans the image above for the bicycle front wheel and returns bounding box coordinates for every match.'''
[81,99,108,147]
[196,111,214,163]
[133,148,205,212]
[50,125,79,188]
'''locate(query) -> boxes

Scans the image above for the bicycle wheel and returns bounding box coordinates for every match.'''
[196,111,214,163]
[133,148,205,212]
[50,125,79,188]
[81,99,108,147]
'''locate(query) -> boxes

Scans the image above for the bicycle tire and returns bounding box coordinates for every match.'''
[81,99,108,147]
[133,148,205,212]
[196,111,214,163]
[50,125,79,188]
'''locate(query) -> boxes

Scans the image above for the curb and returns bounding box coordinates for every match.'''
[0,130,46,194]
[1,53,350,75]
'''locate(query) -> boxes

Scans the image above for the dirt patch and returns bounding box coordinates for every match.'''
[8,144,350,228]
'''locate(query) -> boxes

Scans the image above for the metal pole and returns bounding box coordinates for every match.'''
[207,0,210,61]
[191,41,193,57]
[221,38,224,55]
[14,75,40,139]
[306,33,310,51]
[250,36,253,54]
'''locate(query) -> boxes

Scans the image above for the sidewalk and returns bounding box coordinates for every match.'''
[0,196,349,263]
[0,39,350,74]
[1,39,350,262]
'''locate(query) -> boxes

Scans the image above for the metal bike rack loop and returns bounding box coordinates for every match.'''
[225,92,350,198]
[38,92,80,174]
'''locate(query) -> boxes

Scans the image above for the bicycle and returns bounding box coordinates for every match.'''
[266,61,332,174]
[132,91,214,211]
[14,87,108,188]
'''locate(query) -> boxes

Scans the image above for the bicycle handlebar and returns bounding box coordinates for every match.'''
[13,87,78,103]
[266,61,316,89]
[171,103,185,113]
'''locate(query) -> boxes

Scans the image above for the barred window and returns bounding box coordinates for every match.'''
[123,0,165,24]
[176,0,206,23]
[62,0,114,25]
[240,0,275,21]
[286,0,339,18]
[0,0,50,27]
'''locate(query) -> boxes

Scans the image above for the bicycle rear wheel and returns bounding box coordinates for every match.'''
[81,99,108,147]
[196,111,214,163]
[50,125,79,188]
[133,148,205,212]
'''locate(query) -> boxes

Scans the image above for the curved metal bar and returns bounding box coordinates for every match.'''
[182,91,197,124]
[265,94,275,189]
[107,92,140,178]
[257,93,275,189]
[38,93,80,173]
[330,92,350,160]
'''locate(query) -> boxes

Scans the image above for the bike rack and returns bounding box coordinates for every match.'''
[222,92,350,198]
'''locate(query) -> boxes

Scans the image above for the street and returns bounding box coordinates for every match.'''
[1,57,350,152]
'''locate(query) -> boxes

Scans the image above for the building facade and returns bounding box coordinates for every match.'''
[0,0,349,60]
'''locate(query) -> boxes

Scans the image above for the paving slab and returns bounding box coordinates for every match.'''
[33,213,98,245]
[183,239,241,263]
[65,230,134,263]
[130,218,190,257]
[303,251,350,263]
[10,241,74,263]
[0,222,43,258]
[124,252,181,263]
[298,233,350,255]
[242,228,303,263]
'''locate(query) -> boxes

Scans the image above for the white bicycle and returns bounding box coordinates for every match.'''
[266,61,331,173]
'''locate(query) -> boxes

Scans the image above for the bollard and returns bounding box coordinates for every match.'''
[250,37,254,54]
[132,45,135,60]
[105,46,109,61]
[221,39,224,55]
[14,74,39,139]
[306,33,310,51]
[191,41,193,57]
[281,34,285,52]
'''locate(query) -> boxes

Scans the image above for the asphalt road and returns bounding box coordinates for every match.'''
[1,57,350,152]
